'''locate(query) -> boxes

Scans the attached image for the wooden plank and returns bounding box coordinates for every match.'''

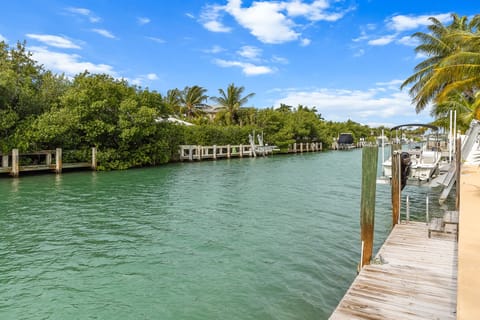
[330,222,457,320]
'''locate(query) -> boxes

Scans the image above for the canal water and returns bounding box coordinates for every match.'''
[0,149,451,319]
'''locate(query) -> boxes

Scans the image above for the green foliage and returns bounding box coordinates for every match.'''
[0,40,385,170]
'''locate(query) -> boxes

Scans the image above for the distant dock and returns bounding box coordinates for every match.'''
[330,221,457,319]
[179,142,322,161]
[0,148,96,177]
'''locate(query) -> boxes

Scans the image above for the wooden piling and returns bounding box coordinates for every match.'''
[46,152,52,166]
[55,148,62,174]
[391,149,401,226]
[91,147,97,170]
[2,154,8,168]
[360,145,378,268]
[11,149,19,177]
[456,137,461,210]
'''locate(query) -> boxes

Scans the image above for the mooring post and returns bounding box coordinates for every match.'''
[197,146,202,160]
[456,137,461,210]
[11,149,19,177]
[239,144,243,158]
[91,147,97,170]
[391,147,401,226]
[360,145,378,268]
[55,148,62,174]
[300,143,303,153]
[293,143,297,153]
[426,196,429,224]
[227,145,231,158]
[46,152,52,166]
[2,154,8,168]
[406,195,410,223]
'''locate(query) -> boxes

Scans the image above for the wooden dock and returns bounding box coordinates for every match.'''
[0,148,96,177]
[330,221,457,320]
[179,142,322,161]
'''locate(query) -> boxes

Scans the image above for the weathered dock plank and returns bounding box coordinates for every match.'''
[330,222,457,320]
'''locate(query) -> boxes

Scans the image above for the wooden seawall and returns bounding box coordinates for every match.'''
[330,221,457,319]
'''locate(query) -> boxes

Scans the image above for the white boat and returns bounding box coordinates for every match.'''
[381,124,443,185]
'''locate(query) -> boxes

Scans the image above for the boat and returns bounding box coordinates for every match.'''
[381,124,443,185]
[336,133,355,150]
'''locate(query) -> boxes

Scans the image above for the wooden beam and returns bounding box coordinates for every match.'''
[360,145,378,267]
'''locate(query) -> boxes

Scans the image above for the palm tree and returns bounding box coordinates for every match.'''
[163,88,182,116]
[422,30,480,105]
[400,14,472,112]
[180,85,208,119]
[210,83,255,125]
[431,91,480,132]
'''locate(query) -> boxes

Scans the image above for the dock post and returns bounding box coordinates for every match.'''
[2,154,8,168]
[55,148,62,174]
[293,143,297,153]
[426,196,429,224]
[197,146,202,160]
[391,148,401,226]
[456,137,461,210]
[300,143,303,153]
[360,145,378,268]
[11,149,19,177]
[406,195,410,223]
[239,144,243,158]
[46,152,52,166]
[213,145,217,160]
[320,142,322,151]
[91,147,97,170]
[227,145,231,158]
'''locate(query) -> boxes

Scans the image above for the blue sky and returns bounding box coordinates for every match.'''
[1,1,478,127]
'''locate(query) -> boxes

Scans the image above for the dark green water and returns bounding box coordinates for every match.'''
[0,149,450,319]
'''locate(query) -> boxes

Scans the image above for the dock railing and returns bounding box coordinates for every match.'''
[0,147,97,177]
[179,142,322,161]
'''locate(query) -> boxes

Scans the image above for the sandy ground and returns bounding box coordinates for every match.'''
[457,165,480,319]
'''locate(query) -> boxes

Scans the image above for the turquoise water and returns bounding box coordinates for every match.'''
[0,149,449,319]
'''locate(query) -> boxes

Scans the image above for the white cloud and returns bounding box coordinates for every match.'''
[29,46,116,77]
[138,17,151,25]
[200,4,232,32]
[91,29,116,39]
[225,0,299,44]
[387,13,451,32]
[146,73,158,80]
[214,58,274,76]
[146,36,166,44]
[201,0,350,45]
[203,20,232,32]
[353,48,365,57]
[368,34,396,46]
[272,82,424,124]
[352,31,368,42]
[300,38,311,46]
[65,7,100,23]
[130,73,159,86]
[26,34,81,49]
[203,45,224,54]
[397,35,419,47]
[237,45,262,59]
[0,34,7,42]
[271,55,288,64]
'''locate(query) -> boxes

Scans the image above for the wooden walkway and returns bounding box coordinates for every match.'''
[330,222,457,320]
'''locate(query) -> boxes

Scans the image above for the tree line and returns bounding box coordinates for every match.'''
[4,11,478,171]
[1,41,381,170]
